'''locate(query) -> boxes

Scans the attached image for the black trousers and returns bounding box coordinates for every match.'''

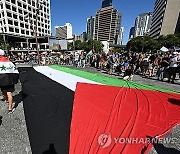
[168,67,177,80]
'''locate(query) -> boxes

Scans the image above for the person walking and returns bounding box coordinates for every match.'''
[0,49,19,114]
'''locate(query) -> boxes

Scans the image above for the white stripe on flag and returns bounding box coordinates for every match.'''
[0,62,18,74]
[34,66,100,91]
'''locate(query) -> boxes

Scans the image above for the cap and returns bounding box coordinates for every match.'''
[0,49,5,55]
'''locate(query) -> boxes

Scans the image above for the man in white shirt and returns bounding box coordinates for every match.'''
[168,52,179,83]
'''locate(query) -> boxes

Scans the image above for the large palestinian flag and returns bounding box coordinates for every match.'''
[18,65,180,154]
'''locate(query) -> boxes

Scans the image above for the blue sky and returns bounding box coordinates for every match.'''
[51,0,155,44]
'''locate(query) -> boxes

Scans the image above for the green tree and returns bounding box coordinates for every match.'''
[0,35,11,51]
[81,41,88,51]
[113,47,122,53]
[127,35,168,52]
[74,40,82,50]
[86,39,103,53]
[67,42,73,51]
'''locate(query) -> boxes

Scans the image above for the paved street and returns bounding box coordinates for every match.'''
[0,65,179,154]
[0,83,31,154]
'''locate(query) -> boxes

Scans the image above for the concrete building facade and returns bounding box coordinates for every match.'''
[150,0,180,38]
[86,16,95,40]
[74,32,87,42]
[94,5,122,45]
[134,12,153,37]
[119,27,124,45]
[55,23,73,40]
[0,0,51,38]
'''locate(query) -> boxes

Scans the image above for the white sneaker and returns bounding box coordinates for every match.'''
[8,108,15,114]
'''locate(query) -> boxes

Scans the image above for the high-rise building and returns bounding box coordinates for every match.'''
[129,27,135,39]
[134,12,153,37]
[150,0,180,38]
[86,16,95,40]
[119,27,124,45]
[0,0,51,38]
[102,0,112,8]
[55,23,73,39]
[74,32,87,42]
[94,2,122,45]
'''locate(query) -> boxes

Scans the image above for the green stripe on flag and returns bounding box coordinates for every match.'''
[50,65,179,94]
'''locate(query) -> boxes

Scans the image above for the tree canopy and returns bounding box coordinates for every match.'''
[126,33,180,52]
[72,39,104,53]
[0,35,12,51]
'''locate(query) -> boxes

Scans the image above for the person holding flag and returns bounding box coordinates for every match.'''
[0,49,19,114]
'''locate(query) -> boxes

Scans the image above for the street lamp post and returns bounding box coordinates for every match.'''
[25,0,42,65]
[35,0,40,65]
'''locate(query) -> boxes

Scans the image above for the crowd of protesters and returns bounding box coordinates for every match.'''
[88,50,180,83]
[5,49,180,84]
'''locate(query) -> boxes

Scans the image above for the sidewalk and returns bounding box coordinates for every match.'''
[0,83,31,154]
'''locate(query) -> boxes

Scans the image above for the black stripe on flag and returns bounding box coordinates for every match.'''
[18,67,74,154]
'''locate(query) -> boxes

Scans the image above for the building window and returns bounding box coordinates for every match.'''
[25,24,28,29]
[11,0,16,4]
[20,23,24,28]
[18,2,22,7]
[23,4,26,9]
[12,6,16,12]
[32,1,35,7]
[14,21,18,26]
[13,14,17,19]
[29,13,32,18]
[6,4,11,10]
[18,9,22,14]
[15,28,19,33]
[8,20,13,25]
[7,12,12,17]
[9,27,14,32]
[21,29,25,34]
[19,16,23,21]
[0,4,3,9]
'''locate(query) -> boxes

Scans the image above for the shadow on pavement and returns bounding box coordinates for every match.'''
[141,136,180,154]
[153,142,180,154]
[13,91,23,109]
[0,116,2,126]
[42,144,58,154]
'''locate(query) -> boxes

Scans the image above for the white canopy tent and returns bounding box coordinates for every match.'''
[160,46,169,52]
